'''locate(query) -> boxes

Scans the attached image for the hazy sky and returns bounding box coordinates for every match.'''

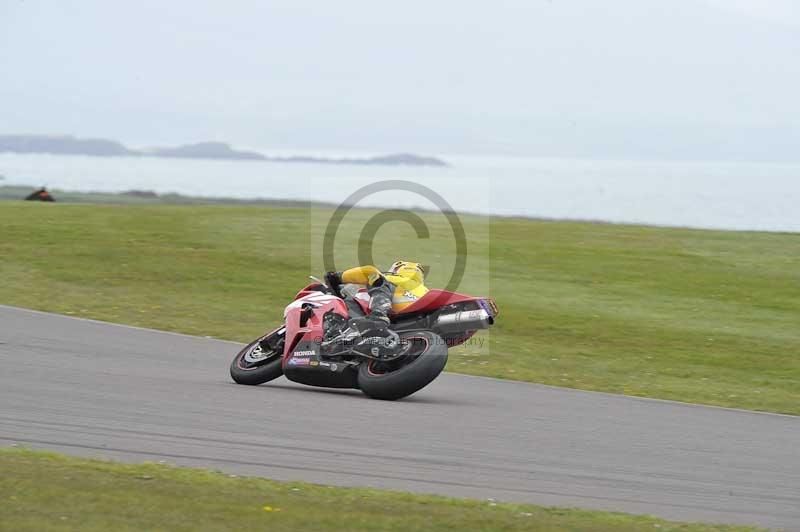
[1,0,799,159]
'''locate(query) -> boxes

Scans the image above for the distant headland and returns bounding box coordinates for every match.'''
[0,135,448,167]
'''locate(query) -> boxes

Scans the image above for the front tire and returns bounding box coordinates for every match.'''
[230,328,284,385]
[358,330,447,400]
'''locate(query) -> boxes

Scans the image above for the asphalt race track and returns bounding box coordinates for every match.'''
[1,305,798,529]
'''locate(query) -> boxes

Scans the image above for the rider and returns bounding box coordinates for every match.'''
[325,261,429,331]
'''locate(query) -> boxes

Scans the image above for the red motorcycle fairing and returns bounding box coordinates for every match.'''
[393,289,491,315]
[292,283,328,301]
[282,290,348,364]
[392,289,498,348]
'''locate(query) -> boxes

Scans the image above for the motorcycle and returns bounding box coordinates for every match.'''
[230,274,499,400]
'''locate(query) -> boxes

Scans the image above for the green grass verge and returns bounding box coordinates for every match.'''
[0,448,759,531]
[0,201,798,414]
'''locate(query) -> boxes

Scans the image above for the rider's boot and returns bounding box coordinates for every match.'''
[350,288,391,335]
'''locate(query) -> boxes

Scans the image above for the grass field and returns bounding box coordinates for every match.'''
[0,201,798,414]
[0,448,759,532]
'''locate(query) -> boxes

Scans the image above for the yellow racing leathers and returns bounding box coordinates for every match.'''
[336,261,430,319]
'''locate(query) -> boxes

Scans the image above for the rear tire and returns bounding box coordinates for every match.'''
[358,330,447,400]
[230,330,284,386]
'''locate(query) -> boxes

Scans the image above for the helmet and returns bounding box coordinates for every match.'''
[388,261,428,283]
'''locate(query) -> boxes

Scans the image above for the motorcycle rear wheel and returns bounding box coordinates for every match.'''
[358,330,447,400]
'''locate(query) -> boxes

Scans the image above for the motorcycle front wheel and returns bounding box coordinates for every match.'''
[230,327,285,385]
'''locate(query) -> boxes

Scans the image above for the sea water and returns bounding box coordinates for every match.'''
[1,152,798,232]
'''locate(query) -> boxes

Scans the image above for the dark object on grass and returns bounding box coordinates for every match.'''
[25,187,55,202]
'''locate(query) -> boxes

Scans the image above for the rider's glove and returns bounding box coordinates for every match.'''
[325,271,342,293]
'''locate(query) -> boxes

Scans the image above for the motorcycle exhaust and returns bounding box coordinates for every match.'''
[433,308,494,334]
